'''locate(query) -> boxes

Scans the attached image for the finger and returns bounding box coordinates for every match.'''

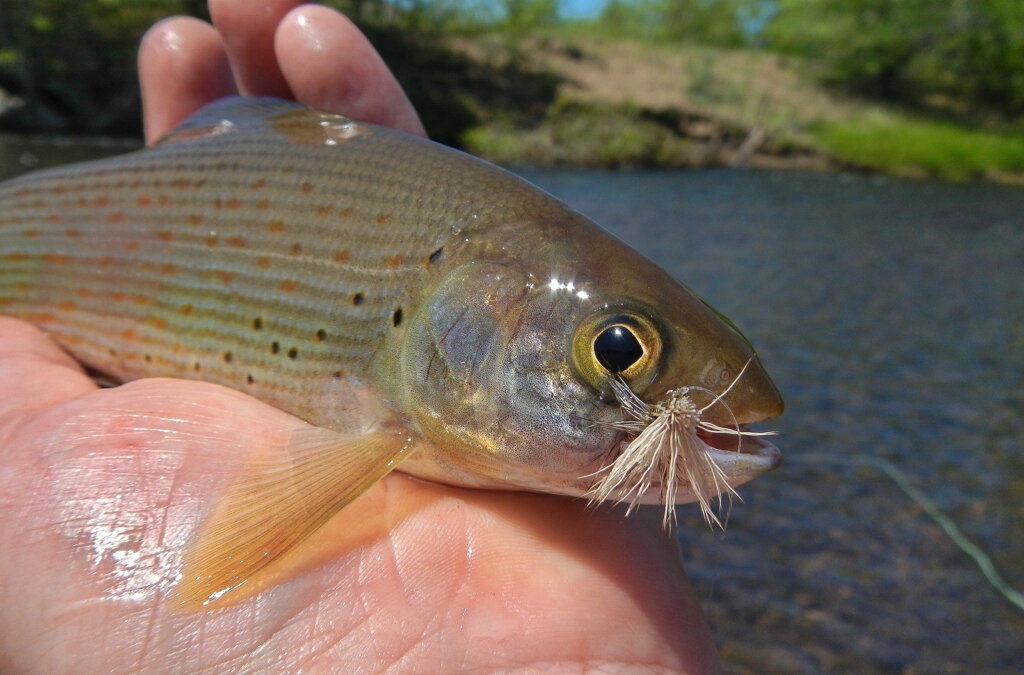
[139,17,233,145]
[275,5,426,137]
[208,0,301,99]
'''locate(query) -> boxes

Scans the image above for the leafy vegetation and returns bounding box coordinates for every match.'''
[1,0,1022,181]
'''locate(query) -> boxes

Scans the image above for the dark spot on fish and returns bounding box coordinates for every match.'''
[144,354,152,363]
[332,370,343,380]
[287,347,298,359]
[392,308,403,327]
[108,347,117,356]
[223,352,233,363]
[351,292,364,306]
[271,341,281,354]
[247,374,255,384]
[315,328,327,342]
[253,317,263,330]
[193,362,201,372]
[429,247,444,264]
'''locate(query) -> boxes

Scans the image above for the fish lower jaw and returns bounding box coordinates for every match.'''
[595,429,781,506]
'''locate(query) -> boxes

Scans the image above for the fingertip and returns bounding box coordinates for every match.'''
[139,17,233,145]
[276,5,425,137]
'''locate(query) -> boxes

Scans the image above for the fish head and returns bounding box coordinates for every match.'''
[398,212,782,520]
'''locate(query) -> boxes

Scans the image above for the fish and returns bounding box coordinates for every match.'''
[0,97,783,608]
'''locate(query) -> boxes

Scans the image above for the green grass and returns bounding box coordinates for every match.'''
[813,116,1024,181]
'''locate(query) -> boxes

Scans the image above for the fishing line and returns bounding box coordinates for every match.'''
[792,452,1024,614]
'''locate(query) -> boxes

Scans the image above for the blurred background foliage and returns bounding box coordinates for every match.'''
[0,0,1022,177]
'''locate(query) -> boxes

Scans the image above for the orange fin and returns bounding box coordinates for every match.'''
[171,423,416,611]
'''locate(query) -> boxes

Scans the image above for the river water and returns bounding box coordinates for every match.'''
[3,137,1022,673]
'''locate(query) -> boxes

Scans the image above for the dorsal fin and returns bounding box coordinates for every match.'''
[155,96,313,146]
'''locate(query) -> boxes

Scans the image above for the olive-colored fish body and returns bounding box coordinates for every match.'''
[0,97,782,607]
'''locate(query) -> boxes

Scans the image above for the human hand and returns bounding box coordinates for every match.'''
[0,1,717,671]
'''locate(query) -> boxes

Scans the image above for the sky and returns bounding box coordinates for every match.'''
[559,0,606,20]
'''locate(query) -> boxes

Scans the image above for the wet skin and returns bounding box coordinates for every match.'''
[0,1,718,672]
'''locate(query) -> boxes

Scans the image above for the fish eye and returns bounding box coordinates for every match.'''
[572,309,663,395]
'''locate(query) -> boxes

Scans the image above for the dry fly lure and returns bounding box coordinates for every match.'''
[586,360,778,528]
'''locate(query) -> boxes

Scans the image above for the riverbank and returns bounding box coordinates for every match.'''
[3,28,1023,183]
[446,33,1024,183]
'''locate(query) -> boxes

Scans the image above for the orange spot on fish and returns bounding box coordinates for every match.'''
[257,198,270,209]
[227,236,246,248]
[187,214,203,226]
[99,256,115,267]
[42,253,70,265]
[205,235,219,247]
[171,179,191,190]
[133,295,150,306]
[65,228,80,238]
[301,182,313,194]
[22,312,55,324]
[146,316,168,330]
[124,241,140,252]
[268,219,285,233]
[214,270,235,285]
[140,261,154,271]
[376,214,392,226]
[14,282,30,293]
[5,253,28,262]
[56,300,75,311]
[384,253,402,269]
[121,328,138,341]
[22,228,39,238]
[76,287,91,298]
[111,292,127,303]
[156,231,173,242]
[277,279,299,293]
[47,213,62,223]
[213,197,222,209]
[136,196,153,207]
[94,196,110,207]
[51,185,67,195]
[251,179,266,190]
[333,249,350,263]
[106,212,125,224]
[158,196,170,207]
[340,206,354,218]
[257,256,271,269]
[225,197,240,209]
[316,205,330,217]
[179,304,193,316]
[160,263,177,275]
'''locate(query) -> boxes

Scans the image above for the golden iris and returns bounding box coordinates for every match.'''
[573,309,663,395]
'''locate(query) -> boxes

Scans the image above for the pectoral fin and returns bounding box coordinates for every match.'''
[171,423,416,611]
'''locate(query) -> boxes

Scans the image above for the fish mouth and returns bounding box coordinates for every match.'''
[606,423,781,490]
[695,424,781,475]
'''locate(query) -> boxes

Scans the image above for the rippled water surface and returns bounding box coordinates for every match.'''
[520,167,1024,674]
[3,137,1021,672]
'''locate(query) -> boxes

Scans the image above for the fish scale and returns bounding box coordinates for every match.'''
[0,98,544,425]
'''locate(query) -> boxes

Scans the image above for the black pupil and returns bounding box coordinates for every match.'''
[594,325,644,373]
